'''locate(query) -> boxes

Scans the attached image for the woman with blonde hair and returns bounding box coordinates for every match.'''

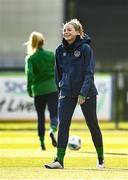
[25,32,58,150]
[45,19,104,168]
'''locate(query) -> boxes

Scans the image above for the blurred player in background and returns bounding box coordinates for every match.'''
[45,19,104,168]
[25,32,58,150]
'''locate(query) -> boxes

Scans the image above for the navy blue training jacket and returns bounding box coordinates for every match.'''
[55,35,98,98]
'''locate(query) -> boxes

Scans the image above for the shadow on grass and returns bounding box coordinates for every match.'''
[81,151,128,156]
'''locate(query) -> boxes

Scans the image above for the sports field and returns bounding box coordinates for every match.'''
[0,121,128,180]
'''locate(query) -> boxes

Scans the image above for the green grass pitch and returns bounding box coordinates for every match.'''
[0,121,128,180]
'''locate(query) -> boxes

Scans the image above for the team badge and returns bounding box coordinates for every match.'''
[74,50,80,57]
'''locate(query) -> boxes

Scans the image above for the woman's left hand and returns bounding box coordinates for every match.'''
[78,98,85,105]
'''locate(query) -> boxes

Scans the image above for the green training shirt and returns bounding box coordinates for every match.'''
[25,48,57,97]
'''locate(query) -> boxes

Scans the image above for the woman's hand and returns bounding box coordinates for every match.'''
[78,98,85,104]
[78,95,86,105]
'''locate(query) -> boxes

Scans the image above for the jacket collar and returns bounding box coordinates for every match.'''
[62,35,81,50]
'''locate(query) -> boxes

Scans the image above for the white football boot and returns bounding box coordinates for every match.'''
[44,160,63,169]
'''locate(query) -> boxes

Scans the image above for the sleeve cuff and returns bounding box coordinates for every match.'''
[78,95,86,100]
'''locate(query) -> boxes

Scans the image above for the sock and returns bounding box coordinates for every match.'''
[56,148,66,165]
[96,146,104,161]
[39,135,45,150]
[50,125,57,133]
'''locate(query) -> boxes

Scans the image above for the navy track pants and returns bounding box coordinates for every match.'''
[57,96,103,149]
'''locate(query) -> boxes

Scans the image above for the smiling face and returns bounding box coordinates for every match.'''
[63,23,80,44]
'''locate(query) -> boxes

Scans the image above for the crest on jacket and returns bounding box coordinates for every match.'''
[74,50,80,57]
